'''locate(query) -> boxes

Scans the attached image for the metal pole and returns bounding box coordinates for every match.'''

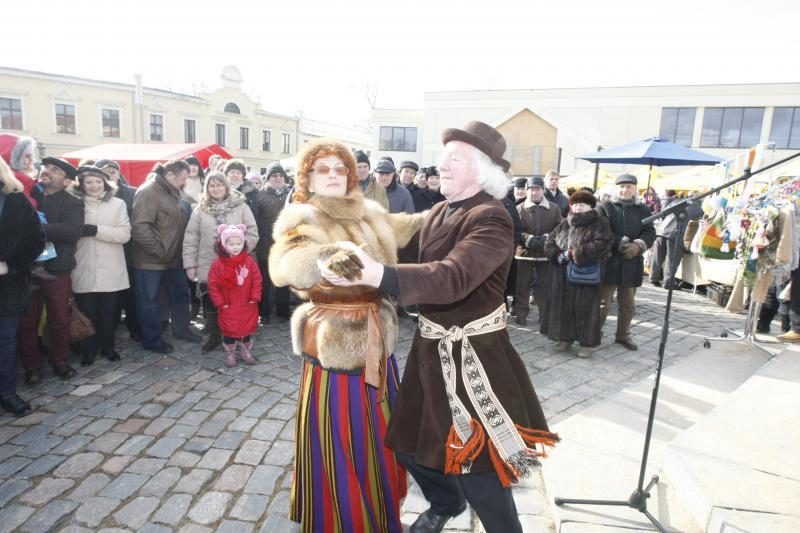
[592,146,602,192]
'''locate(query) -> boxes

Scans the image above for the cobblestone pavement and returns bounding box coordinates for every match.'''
[0,284,747,532]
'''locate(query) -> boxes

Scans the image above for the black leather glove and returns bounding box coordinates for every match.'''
[81,224,98,237]
[525,235,546,252]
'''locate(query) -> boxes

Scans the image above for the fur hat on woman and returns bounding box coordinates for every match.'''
[224,158,247,177]
[76,165,113,192]
[292,138,359,203]
[569,190,597,208]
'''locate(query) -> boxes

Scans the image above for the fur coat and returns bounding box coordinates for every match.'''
[268,191,424,372]
[543,210,612,346]
[0,192,45,317]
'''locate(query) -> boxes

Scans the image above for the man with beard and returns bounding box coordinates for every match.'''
[375,159,415,214]
[321,121,557,533]
[255,162,291,322]
[17,157,83,383]
[131,160,200,354]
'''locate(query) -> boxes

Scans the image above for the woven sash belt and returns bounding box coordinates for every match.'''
[419,303,558,486]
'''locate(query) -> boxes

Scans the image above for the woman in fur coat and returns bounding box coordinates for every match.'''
[543,190,612,357]
[269,138,424,533]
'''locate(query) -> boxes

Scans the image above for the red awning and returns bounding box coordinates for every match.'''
[61,143,233,187]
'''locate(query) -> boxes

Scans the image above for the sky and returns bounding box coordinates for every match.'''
[4,0,799,127]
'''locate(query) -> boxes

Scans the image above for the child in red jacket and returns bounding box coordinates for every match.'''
[207,224,263,367]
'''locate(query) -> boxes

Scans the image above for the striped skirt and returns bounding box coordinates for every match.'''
[290,354,407,533]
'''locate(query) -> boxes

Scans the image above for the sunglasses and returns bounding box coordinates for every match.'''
[312,165,349,177]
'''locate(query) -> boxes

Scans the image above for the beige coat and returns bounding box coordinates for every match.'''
[71,189,131,293]
[182,190,259,283]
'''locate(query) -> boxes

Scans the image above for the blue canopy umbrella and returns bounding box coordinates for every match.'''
[579,137,724,191]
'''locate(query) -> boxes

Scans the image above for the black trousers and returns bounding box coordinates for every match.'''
[75,291,118,354]
[396,452,523,533]
[259,260,290,319]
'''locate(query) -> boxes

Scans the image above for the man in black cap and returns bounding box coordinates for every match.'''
[597,173,656,351]
[354,150,389,210]
[398,160,419,189]
[512,177,527,204]
[514,176,562,326]
[18,157,84,383]
[375,159,414,214]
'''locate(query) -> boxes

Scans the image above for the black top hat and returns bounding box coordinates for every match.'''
[441,121,510,172]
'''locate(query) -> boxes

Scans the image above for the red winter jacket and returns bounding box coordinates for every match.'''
[207,252,262,338]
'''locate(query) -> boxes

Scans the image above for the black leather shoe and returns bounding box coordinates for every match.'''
[52,362,77,380]
[615,338,639,351]
[0,395,32,417]
[81,351,96,367]
[202,334,221,354]
[515,316,528,326]
[101,349,121,362]
[410,507,465,533]
[174,331,202,343]
[25,368,43,385]
[145,342,174,354]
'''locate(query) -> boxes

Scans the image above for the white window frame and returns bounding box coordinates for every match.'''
[148,112,165,142]
[98,105,123,139]
[53,100,78,135]
[0,93,26,132]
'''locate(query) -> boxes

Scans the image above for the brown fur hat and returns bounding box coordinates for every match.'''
[569,190,597,208]
[292,138,359,204]
[224,158,247,177]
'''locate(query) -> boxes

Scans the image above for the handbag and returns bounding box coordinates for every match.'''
[567,261,601,286]
[69,298,95,343]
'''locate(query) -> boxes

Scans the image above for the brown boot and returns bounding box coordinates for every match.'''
[776,330,800,343]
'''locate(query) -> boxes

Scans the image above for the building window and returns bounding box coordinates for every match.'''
[149,114,164,142]
[379,126,417,152]
[701,107,764,149]
[101,108,120,138]
[184,119,196,143]
[240,127,250,150]
[55,103,76,134]
[770,107,800,150]
[224,103,241,114]
[0,97,23,130]
[215,123,226,147]
[659,107,695,146]
[282,133,291,154]
[262,130,271,152]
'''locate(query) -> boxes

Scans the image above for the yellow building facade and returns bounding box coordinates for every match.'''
[0,65,300,174]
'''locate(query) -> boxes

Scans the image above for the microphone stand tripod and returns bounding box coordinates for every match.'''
[553,151,800,532]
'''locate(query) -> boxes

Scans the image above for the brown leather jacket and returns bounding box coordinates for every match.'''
[131,175,189,270]
[515,198,562,258]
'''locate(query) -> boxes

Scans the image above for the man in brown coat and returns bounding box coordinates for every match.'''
[321,122,557,533]
[514,176,562,326]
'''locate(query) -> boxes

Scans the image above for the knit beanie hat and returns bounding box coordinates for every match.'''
[354,150,370,169]
[266,162,286,177]
[218,224,246,254]
[224,159,247,176]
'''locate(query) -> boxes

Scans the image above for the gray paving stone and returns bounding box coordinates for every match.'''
[99,473,148,500]
[151,493,192,526]
[195,420,226,438]
[267,490,291,515]
[165,424,197,439]
[139,467,180,497]
[214,464,253,492]
[80,418,116,437]
[0,478,33,507]
[75,496,121,527]
[16,454,67,479]
[194,398,223,411]
[51,434,92,455]
[173,468,213,494]
[137,403,165,418]
[112,496,160,530]
[101,455,134,475]
[138,524,172,533]
[251,419,285,441]
[0,443,22,462]
[19,498,77,533]
[167,450,200,468]
[115,435,155,455]
[196,447,233,470]
[183,436,214,453]
[87,432,129,453]
[67,473,111,501]
[230,493,268,522]
[143,417,176,436]
[187,491,231,525]
[235,440,270,465]
[263,440,294,466]
[53,452,103,478]
[258,514,300,533]
[0,456,31,477]
[20,435,63,458]
[126,457,167,475]
[213,431,247,449]
[0,425,24,445]
[20,477,74,505]
[177,410,209,426]
[105,403,142,420]
[0,504,36,533]
[146,436,185,458]
[217,520,254,533]
[161,400,193,419]
[243,465,282,495]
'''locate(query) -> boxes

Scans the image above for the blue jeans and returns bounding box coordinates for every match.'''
[0,315,21,398]
[133,268,191,348]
